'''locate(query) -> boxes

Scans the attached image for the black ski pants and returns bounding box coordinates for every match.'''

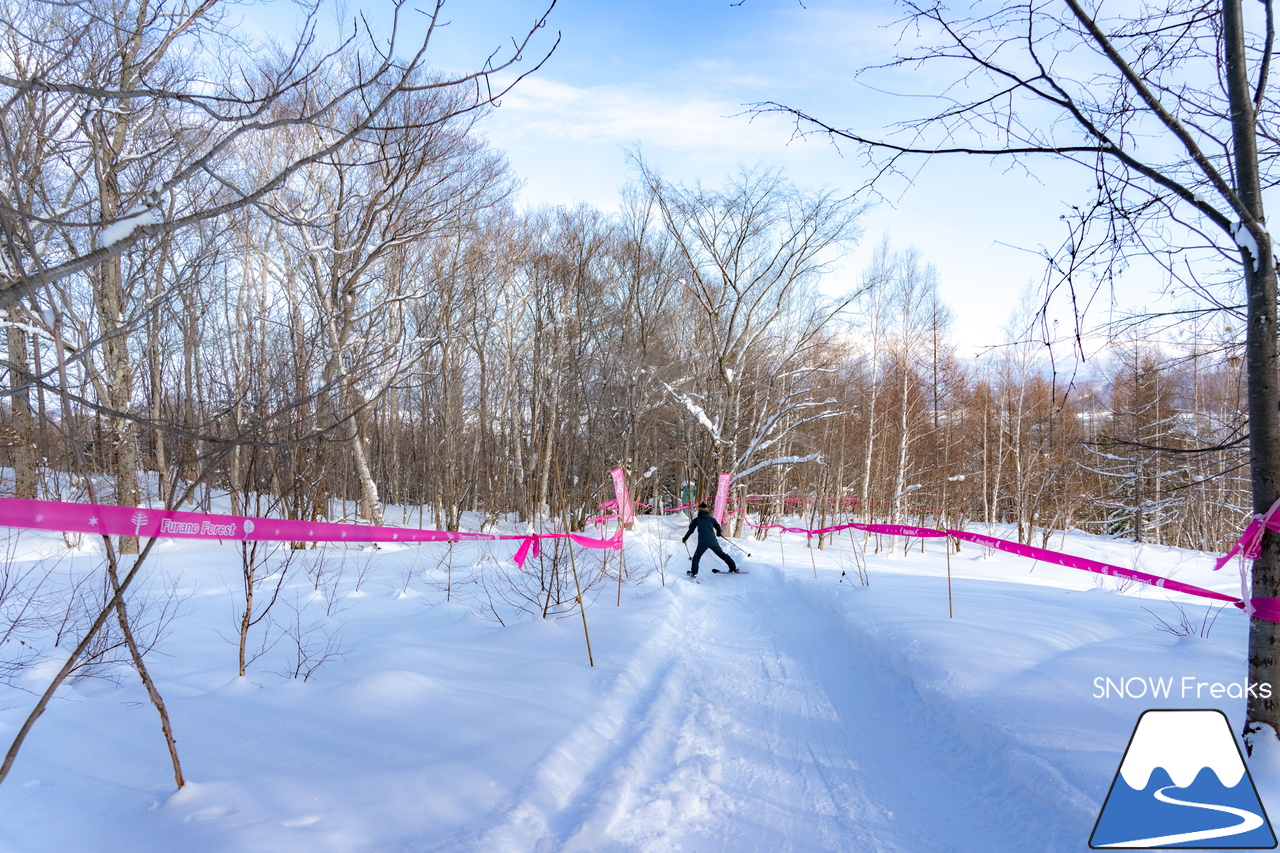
[690,540,735,575]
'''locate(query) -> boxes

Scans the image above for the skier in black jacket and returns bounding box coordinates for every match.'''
[682,503,738,577]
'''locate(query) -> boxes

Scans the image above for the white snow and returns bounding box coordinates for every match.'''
[732,452,821,480]
[662,382,721,441]
[1233,221,1264,271]
[99,204,162,248]
[1,513,1278,852]
[0,318,51,340]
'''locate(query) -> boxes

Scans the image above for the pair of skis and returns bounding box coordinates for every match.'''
[685,568,749,583]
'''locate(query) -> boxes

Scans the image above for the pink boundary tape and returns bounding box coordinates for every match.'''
[8,493,1276,620]
[0,498,622,569]
[748,517,1280,622]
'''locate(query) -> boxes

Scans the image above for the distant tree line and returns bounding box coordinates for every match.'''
[0,0,1253,555]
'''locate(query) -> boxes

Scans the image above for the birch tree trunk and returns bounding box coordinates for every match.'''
[5,321,36,499]
[1224,0,1280,744]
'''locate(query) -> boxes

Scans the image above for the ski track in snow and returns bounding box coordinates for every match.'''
[438,561,1079,852]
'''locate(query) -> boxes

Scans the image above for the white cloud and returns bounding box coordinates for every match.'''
[488,77,801,157]
[477,75,1075,356]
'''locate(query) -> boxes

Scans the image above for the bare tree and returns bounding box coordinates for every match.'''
[854,238,894,522]
[0,0,558,308]
[3,315,37,498]
[265,79,512,526]
[884,247,941,531]
[1087,342,1187,542]
[634,159,865,492]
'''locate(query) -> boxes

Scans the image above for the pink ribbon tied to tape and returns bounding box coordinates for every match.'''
[510,529,624,566]
[1212,496,1280,621]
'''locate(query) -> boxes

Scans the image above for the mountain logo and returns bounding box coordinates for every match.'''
[1090,709,1277,848]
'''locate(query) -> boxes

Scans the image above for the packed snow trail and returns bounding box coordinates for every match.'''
[452,556,1081,852]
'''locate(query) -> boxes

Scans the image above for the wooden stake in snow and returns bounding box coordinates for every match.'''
[564,508,594,667]
[615,543,626,608]
[946,534,955,619]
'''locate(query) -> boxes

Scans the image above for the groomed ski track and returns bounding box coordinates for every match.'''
[445,550,1083,852]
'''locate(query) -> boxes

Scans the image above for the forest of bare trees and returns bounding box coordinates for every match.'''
[0,0,1257,560]
[0,124,1254,558]
[0,0,1273,788]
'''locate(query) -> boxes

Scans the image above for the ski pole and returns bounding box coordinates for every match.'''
[721,536,752,558]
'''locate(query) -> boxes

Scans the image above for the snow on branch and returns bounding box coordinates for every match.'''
[662,380,725,443]
[734,452,822,481]
[0,314,54,342]
[739,408,841,464]
[1233,221,1265,271]
[99,203,163,248]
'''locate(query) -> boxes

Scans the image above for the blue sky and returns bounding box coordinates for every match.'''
[259,0,1147,356]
